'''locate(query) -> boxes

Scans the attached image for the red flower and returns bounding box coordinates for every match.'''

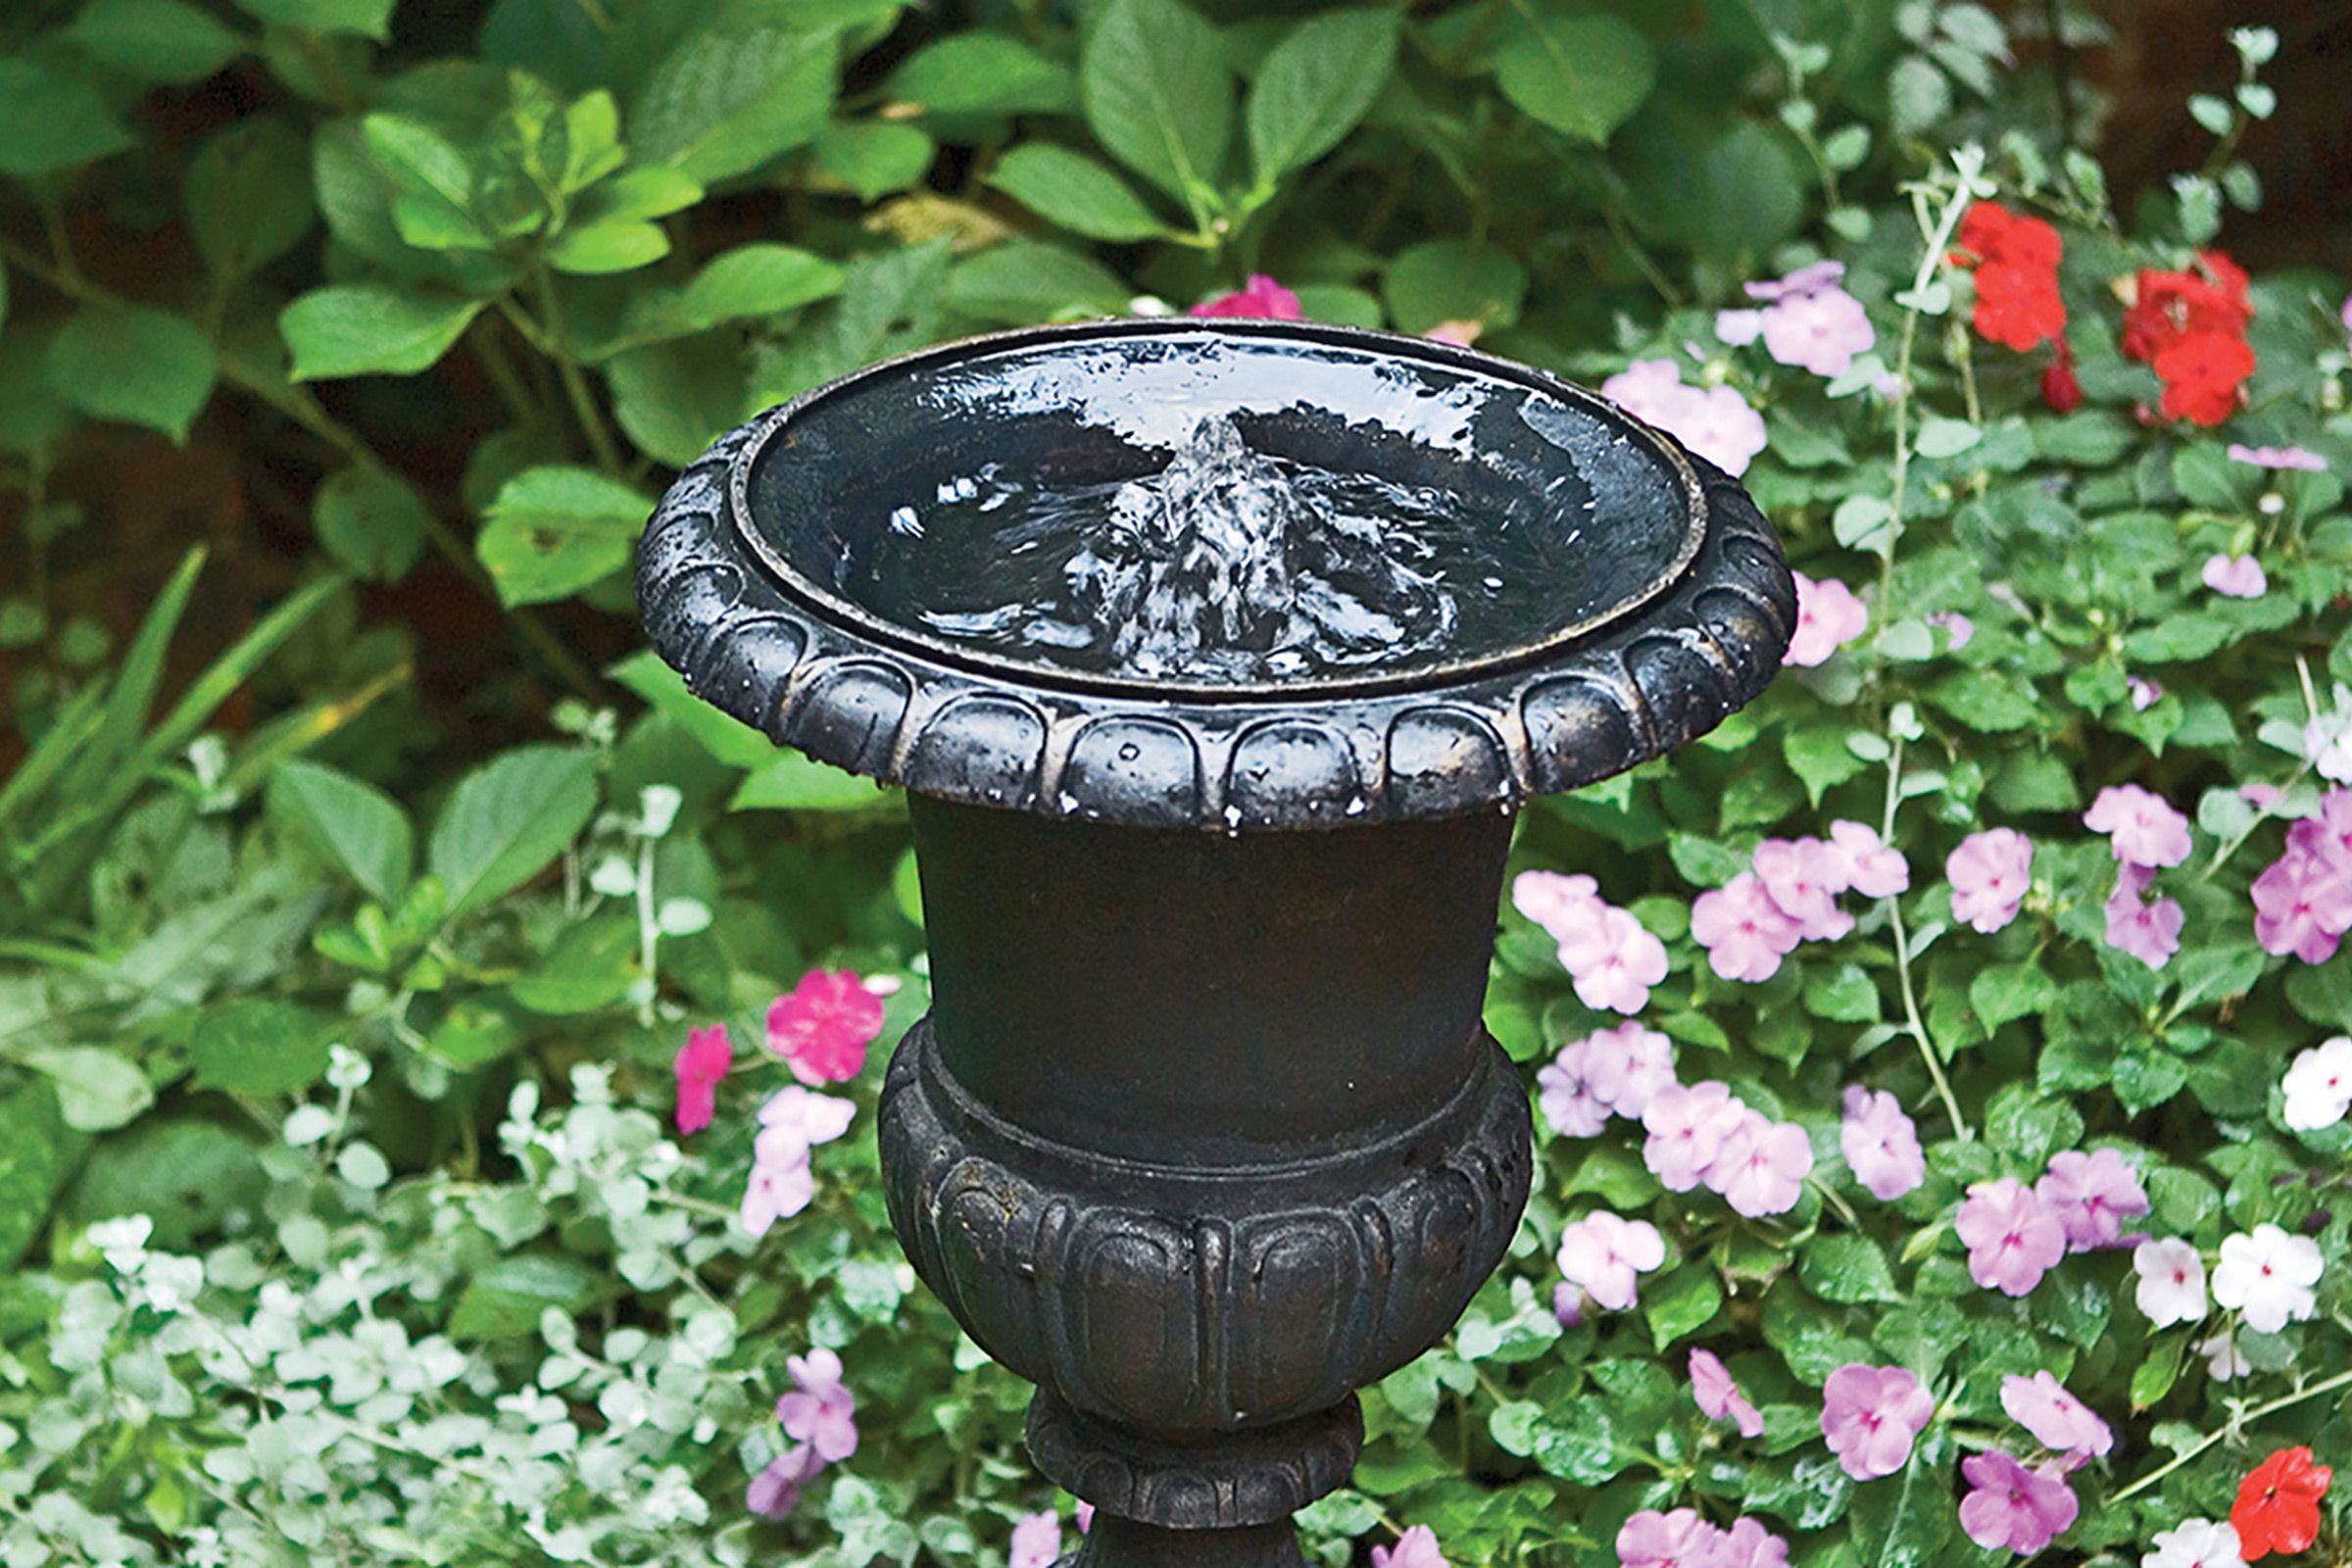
[1955,202,2066,352]
[1959,202,2061,271]
[2040,341,2082,413]
[2120,253,2252,364]
[2153,330,2255,426]
[2231,1446,2333,1560]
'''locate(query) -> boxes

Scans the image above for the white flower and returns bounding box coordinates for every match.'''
[2281,1037,2352,1132]
[2143,1518,2243,1568]
[2132,1238,2209,1327]
[2197,1330,2250,1382]
[2305,689,2352,782]
[2211,1223,2324,1333]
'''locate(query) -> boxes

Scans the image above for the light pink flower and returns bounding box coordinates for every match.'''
[1600,359,1689,418]
[673,1024,731,1136]
[778,1348,858,1462]
[742,1088,857,1237]
[1538,1037,1610,1139]
[1555,1211,1666,1311]
[1190,274,1301,320]
[1786,572,1869,666]
[1959,1449,2079,1553]
[1690,1348,1765,1438]
[1642,1080,1748,1192]
[1927,611,1975,650]
[1600,361,1769,476]
[767,970,885,1086]
[2228,443,2327,471]
[2000,1371,2112,1462]
[759,1084,858,1146]
[1616,1508,1720,1568]
[2035,1148,2150,1251]
[1947,829,2032,933]
[2129,675,2164,710]
[2201,553,2267,599]
[1830,819,1910,899]
[1750,261,1875,377]
[1582,1021,1677,1119]
[1840,1085,1926,1200]
[1513,869,1601,932]
[1371,1525,1448,1568]
[1820,1363,1935,1481]
[1956,1178,2067,1297]
[2132,1237,2208,1327]
[1553,1282,1585,1327]
[1691,872,1804,982]
[1558,905,1670,1014]
[746,1442,825,1518]
[1716,308,1765,346]
[1009,1511,1062,1568]
[2104,865,2184,970]
[1076,1500,1094,1534]
[2252,839,2352,962]
[1751,837,1854,940]
[1716,1517,1789,1568]
[1705,1109,1814,1217]
[2084,784,2192,868]
[1424,319,1482,347]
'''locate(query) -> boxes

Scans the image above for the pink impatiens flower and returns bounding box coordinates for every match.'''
[1840,1085,1926,1200]
[1690,1348,1765,1438]
[2104,864,2184,970]
[1555,1211,1666,1311]
[1009,1511,1062,1568]
[778,1348,858,1462]
[1820,1363,1935,1481]
[1724,261,1877,376]
[1616,1508,1719,1568]
[2252,822,2352,962]
[2133,1237,2209,1327]
[2084,784,2192,868]
[1831,819,1910,898]
[742,1087,857,1237]
[1691,872,1804,982]
[1642,1080,1749,1192]
[1537,1037,1610,1139]
[746,1442,825,1518]
[2228,443,2327,471]
[673,1023,732,1136]
[1959,1449,2079,1553]
[2130,675,2164,710]
[1190,274,1302,320]
[2000,1371,2112,1463]
[1956,1178,2067,1296]
[1716,1517,1791,1568]
[767,969,886,1086]
[1786,572,1869,666]
[1514,869,1600,932]
[1557,905,1671,1015]
[1599,360,1770,476]
[2202,553,2268,599]
[1751,837,1854,940]
[1581,1021,1676,1119]
[1371,1525,1448,1568]
[1927,611,1975,651]
[1706,1109,1814,1217]
[1947,829,2033,933]
[2035,1148,2150,1251]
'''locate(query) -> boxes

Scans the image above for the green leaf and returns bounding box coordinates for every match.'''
[185,119,316,279]
[630,6,838,184]
[280,285,486,379]
[0,1082,65,1270]
[1080,0,1233,215]
[1246,8,1399,184]
[45,307,218,444]
[1784,725,1870,804]
[814,120,935,201]
[312,465,427,583]
[65,1117,264,1248]
[1802,1233,1902,1304]
[2131,1338,2184,1410]
[621,244,847,345]
[1849,1427,1954,1568]
[1382,239,1526,333]
[191,1000,336,1096]
[1494,11,1654,144]
[1970,961,2057,1030]
[268,758,414,903]
[509,920,637,1013]
[478,465,651,607]
[1644,1263,1723,1348]
[0,57,134,176]
[1532,1402,1639,1485]
[1803,963,1882,1023]
[427,746,600,916]
[23,1046,152,1132]
[948,239,1130,325]
[230,0,392,37]
[575,166,704,223]
[989,144,1174,242]
[610,648,774,769]
[362,113,486,249]
[881,31,1076,116]
[608,334,745,466]
[449,1253,607,1340]
[545,219,669,274]
[1929,668,2039,732]
[73,0,242,82]
[733,751,884,811]
[423,1002,523,1068]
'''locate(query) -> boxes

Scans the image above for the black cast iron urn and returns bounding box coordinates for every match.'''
[637,318,1794,1567]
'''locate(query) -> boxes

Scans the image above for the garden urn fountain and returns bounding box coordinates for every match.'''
[636,318,1794,1566]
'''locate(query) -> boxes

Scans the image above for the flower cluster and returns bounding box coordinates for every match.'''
[1513,872,1671,1013]
[2120,251,2255,425]
[2253,788,2352,962]
[1691,821,1907,982]
[1957,1146,2148,1296]
[747,1349,858,1518]
[1538,1020,1674,1136]
[2085,785,2190,969]
[1599,358,1770,476]
[1955,201,2067,354]
[742,1086,857,1236]
[1716,261,1876,377]
[1617,1507,1789,1568]
[1642,1081,1814,1216]
[1838,1086,1926,1200]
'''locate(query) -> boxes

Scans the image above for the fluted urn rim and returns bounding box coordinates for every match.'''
[635,318,1796,830]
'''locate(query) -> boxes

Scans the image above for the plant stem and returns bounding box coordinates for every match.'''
[2108,1367,2352,1503]
[527,266,624,473]
[1882,731,1971,1139]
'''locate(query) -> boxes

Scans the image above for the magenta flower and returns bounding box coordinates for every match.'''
[2228,443,2327,471]
[1956,1177,2067,1296]
[1599,360,1769,476]
[1190,274,1302,320]
[2252,836,2352,962]
[1555,1211,1666,1311]
[1999,1371,2112,1462]
[1786,572,1869,666]
[1537,1037,1610,1139]
[1705,1109,1813,1217]
[672,1023,732,1137]
[1690,1348,1765,1438]
[1947,828,2033,933]
[1616,1508,1720,1568]
[746,1442,825,1518]
[1691,872,1804,982]
[2084,784,2192,868]
[1751,837,1854,940]
[2104,865,2184,970]
[1958,1449,2079,1554]
[1553,1282,1585,1327]
[2201,553,2268,599]
[1829,819,1910,898]
[767,969,886,1086]
[1076,1500,1094,1534]
[1927,611,1975,651]
[1582,1020,1676,1119]
[2034,1148,2149,1251]
[1370,1525,1448,1568]
[778,1348,858,1462]
[1642,1080,1749,1192]
[1557,904,1670,1015]
[1839,1085,1926,1200]
[1819,1363,1935,1481]
[1009,1511,1062,1568]
[1743,261,1876,377]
